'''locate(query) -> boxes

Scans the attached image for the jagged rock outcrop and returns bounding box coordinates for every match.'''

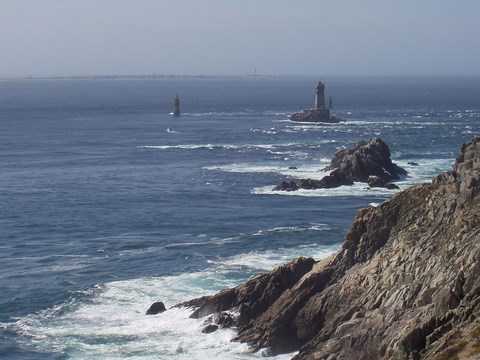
[274,138,407,191]
[173,136,480,359]
[179,257,315,324]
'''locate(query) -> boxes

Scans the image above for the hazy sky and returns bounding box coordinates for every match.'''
[1,0,479,77]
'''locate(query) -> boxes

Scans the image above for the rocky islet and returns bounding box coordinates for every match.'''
[274,138,407,191]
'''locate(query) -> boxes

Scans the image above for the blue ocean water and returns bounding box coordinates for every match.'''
[0,76,479,359]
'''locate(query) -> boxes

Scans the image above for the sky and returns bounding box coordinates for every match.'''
[1,0,479,78]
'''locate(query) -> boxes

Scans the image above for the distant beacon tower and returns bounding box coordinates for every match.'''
[314,81,326,110]
[173,95,180,117]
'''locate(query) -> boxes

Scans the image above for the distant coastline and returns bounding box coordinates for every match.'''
[3,74,480,81]
[0,74,232,81]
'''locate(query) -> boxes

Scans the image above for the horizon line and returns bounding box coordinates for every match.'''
[2,73,480,81]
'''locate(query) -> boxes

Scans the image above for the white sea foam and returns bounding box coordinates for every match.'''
[8,242,337,359]
[204,162,330,180]
[252,182,400,197]
[175,110,289,118]
[10,280,255,359]
[188,224,333,251]
[183,111,257,117]
[212,243,337,271]
[138,142,310,151]
[252,224,331,236]
[139,144,218,150]
[394,158,454,184]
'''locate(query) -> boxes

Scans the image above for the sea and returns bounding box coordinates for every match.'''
[0,75,479,359]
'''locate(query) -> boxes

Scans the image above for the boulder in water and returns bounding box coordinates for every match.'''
[146,301,166,315]
[202,324,219,333]
[273,180,299,191]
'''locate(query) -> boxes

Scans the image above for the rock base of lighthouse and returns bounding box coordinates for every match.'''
[289,108,343,123]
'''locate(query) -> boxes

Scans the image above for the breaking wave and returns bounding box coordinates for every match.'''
[4,242,336,360]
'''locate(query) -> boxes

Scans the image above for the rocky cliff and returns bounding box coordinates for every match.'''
[175,136,480,360]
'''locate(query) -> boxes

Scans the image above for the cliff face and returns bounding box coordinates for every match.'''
[179,136,480,360]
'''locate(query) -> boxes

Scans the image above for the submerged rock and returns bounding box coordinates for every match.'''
[275,138,406,191]
[177,136,480,359]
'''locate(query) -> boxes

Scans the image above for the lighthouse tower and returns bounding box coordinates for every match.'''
[314,81,326,110]
[172,95,180,117]
[289,81,342,122]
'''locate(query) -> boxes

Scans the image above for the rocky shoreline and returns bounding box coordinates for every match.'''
[151,136,480,359]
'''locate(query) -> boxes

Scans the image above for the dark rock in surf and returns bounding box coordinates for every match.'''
[200,312,236,334]
[273,180,299,191]
[367,175,400,190]
[323,138,407,182]
[214,312,236,328]
[178,256,315,330]
[290,109,344,123]
[146,301,166,315]
[367,175,386,188]
[298,178,322,189]
[275,138,406,191]
[385,182,400,190]
[202,324,219,333]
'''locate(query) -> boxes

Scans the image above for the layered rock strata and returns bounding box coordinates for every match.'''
[175,136,480,359]
[274,138,407,191]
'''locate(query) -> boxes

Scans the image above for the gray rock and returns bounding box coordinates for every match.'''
[273,181,298,191]
[367,175,386,187]
[175,136,480,360]
[275,138,406,191]
[385,182,400,190]
[202,324,219,333]
[290,109,344,123]
[146,301,166,315]
[323,138,407,182]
